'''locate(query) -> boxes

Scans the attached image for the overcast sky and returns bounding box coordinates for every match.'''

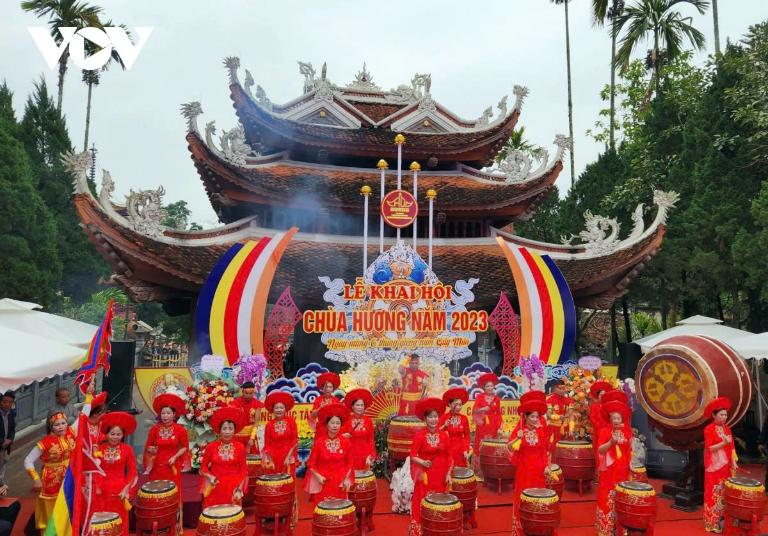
[2,1,767,227]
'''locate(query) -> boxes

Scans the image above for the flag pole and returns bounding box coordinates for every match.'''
[376,159,388,253]
[426,189,437,269]
[410,161,420,250]
[395,134,405,243]
[361,185,371,274]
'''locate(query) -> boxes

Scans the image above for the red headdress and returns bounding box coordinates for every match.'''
[601,400,632,423]
[705,396,732,419]
[152,393,186,418]
[442,388,469,405]
[344,389,373,410]
[317,372,340,391]
[100,411,137,436]
[317,403,348,432]
[520,398,547,416]
[416,397,446,420]
[601,390,628,406]
[477,373,499,388]
[91,391,108,410]
[210,406,247,434]
[265,390,295,413]
[520,390,546,405]
[589,381,612,399]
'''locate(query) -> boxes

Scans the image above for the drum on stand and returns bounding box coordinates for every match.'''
[135,479,179,536]
[553,440,595,497]
[724,476,766,531]
[449,467,478,529]
[615,481,657,534]
[519,488,560,536]
[196,505,246,536]
[87,512,122,536]
[312,498,357,536]
[252,473,295,536]
[479,438,516,495]
[348,470,376,534]
[420,493,463,536]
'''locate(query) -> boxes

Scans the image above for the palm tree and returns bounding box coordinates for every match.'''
[21,0,102,110]
[81,20,129,149]
[495,127,542,162]
[614,0,708,95]
[592,0,626,150]
[712,0,720,55]
[551,0,576,187]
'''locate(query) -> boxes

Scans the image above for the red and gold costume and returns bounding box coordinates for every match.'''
[229,395,264,454]
[262,391,298,477]
[25,420,76,532]
[399,366,428,416]
[305,404,354,503]
[509,398,549,536]
[409,398,452,529]
[589,381,612,462]
[143,394,190,498]
[342,389,376,470]
[546,390,570,449]
[595,401,632,536]
[199,407,248,509]
[472,374,502,458]
[703,397,736,533]
[93,413,138,535]
[440,388,471,467]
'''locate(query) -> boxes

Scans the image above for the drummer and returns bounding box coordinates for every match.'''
[703,396,737,533]
[143,393,189,503]
[440,387,472,468]
[310,372,341,433]
[595,400,632,536]
[199,406,248,509]
[409,397,452,533]
[92,412,138,535]
[305,403,354,504]
[341,388,376,470]
[507,394,549,536]
[262,390,298,477]
[546,380,571,447]
[229,381,264,455]
[398,354,429,416]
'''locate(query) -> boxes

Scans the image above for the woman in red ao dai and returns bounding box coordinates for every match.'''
[199,407,248,509]
[341,389,376,470]
[305,403,354,503]
[439,388,471,467]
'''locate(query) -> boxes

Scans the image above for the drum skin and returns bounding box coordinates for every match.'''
[420,493,463,536]
[519,488,560,536]
[196,505,246,536]
[635,335,752,450]
[312,499,357,536]
[479,439,516,481]
[724,477,766,523]
[615,481,656,531]
[387,416,425,463]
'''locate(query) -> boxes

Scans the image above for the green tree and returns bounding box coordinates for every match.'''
[495,127,542,162]
[20,0,102,110]
[19,79,107,302]
[0,83,62,305]
[162,200,192,230]
[551,0,576,186]
[615,0,708,94]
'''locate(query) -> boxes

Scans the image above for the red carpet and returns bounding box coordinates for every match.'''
[12,465,768,535]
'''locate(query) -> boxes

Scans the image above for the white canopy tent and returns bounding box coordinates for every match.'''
[0,299,97,392]
[635,314,754,353]
[730,333,768,361]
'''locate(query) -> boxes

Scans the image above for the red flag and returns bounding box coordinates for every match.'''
[74,301,115,393]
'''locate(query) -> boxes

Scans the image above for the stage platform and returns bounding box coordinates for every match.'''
[12,465,768,535]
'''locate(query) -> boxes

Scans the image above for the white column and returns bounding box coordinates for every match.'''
[377,160,387,253]
[361,185,371,274]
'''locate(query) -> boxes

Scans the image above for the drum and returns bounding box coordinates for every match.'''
[449,468,478,514]
[630,463,648,483]
[244,454,262,505]
[519,488,560,536]
[348,470,377,514]
[479,438,516,481]
[312,498,357,536]
[614,481,656,531]
[636,335,752,449]
[420,493,463,536]
[724,477,766,523]
[387,416,425,463]
[554,440,595,481]
[252,473,295,519]
[545,464,564,499]
[88,512,122,536]
[196,505,246,536]
[134,479,178,536]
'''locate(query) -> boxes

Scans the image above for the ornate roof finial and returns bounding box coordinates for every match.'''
[62,150,92,195]
[180,101,203,134]
[554,134,572,154]
[512,85,530,110]
[244,69,254,96]
[377,159,389,169]
[321,62,327,81]
[409,161,421,171]
[298,61,316,93]
[394,134,406,145]
[223,56,240,85]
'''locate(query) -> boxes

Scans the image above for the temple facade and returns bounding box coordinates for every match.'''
[69,58,676,360]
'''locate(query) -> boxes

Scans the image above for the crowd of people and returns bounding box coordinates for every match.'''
[1,353,741,535]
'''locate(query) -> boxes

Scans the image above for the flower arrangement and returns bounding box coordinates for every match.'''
[519,355,546,392]
[234,354,268,395]
[189,442,207,469]
[183,379,234,425]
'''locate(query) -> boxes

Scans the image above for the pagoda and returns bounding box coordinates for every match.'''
[69,57,676,321]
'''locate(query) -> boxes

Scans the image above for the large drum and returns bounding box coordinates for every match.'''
[312,499,357,536]
[252,473,295,520]
[545,464,564,499]
[134,479,178,536]
[88,512,122,536]
[519,488,560,536]
[244,454,262,505]
[196,505,246,536]
[348,470,377,514]
[450,467,478,529]
[724,477,766,524]
[635,335,752,449]
[479,438,516,481]
[554,441,594,481]
[387,416,425,463]
[630,463,649,483]
[420,493,463,536]
[614,481,656,531]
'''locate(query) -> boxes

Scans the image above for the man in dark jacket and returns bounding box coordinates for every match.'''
[0,393,15,483]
